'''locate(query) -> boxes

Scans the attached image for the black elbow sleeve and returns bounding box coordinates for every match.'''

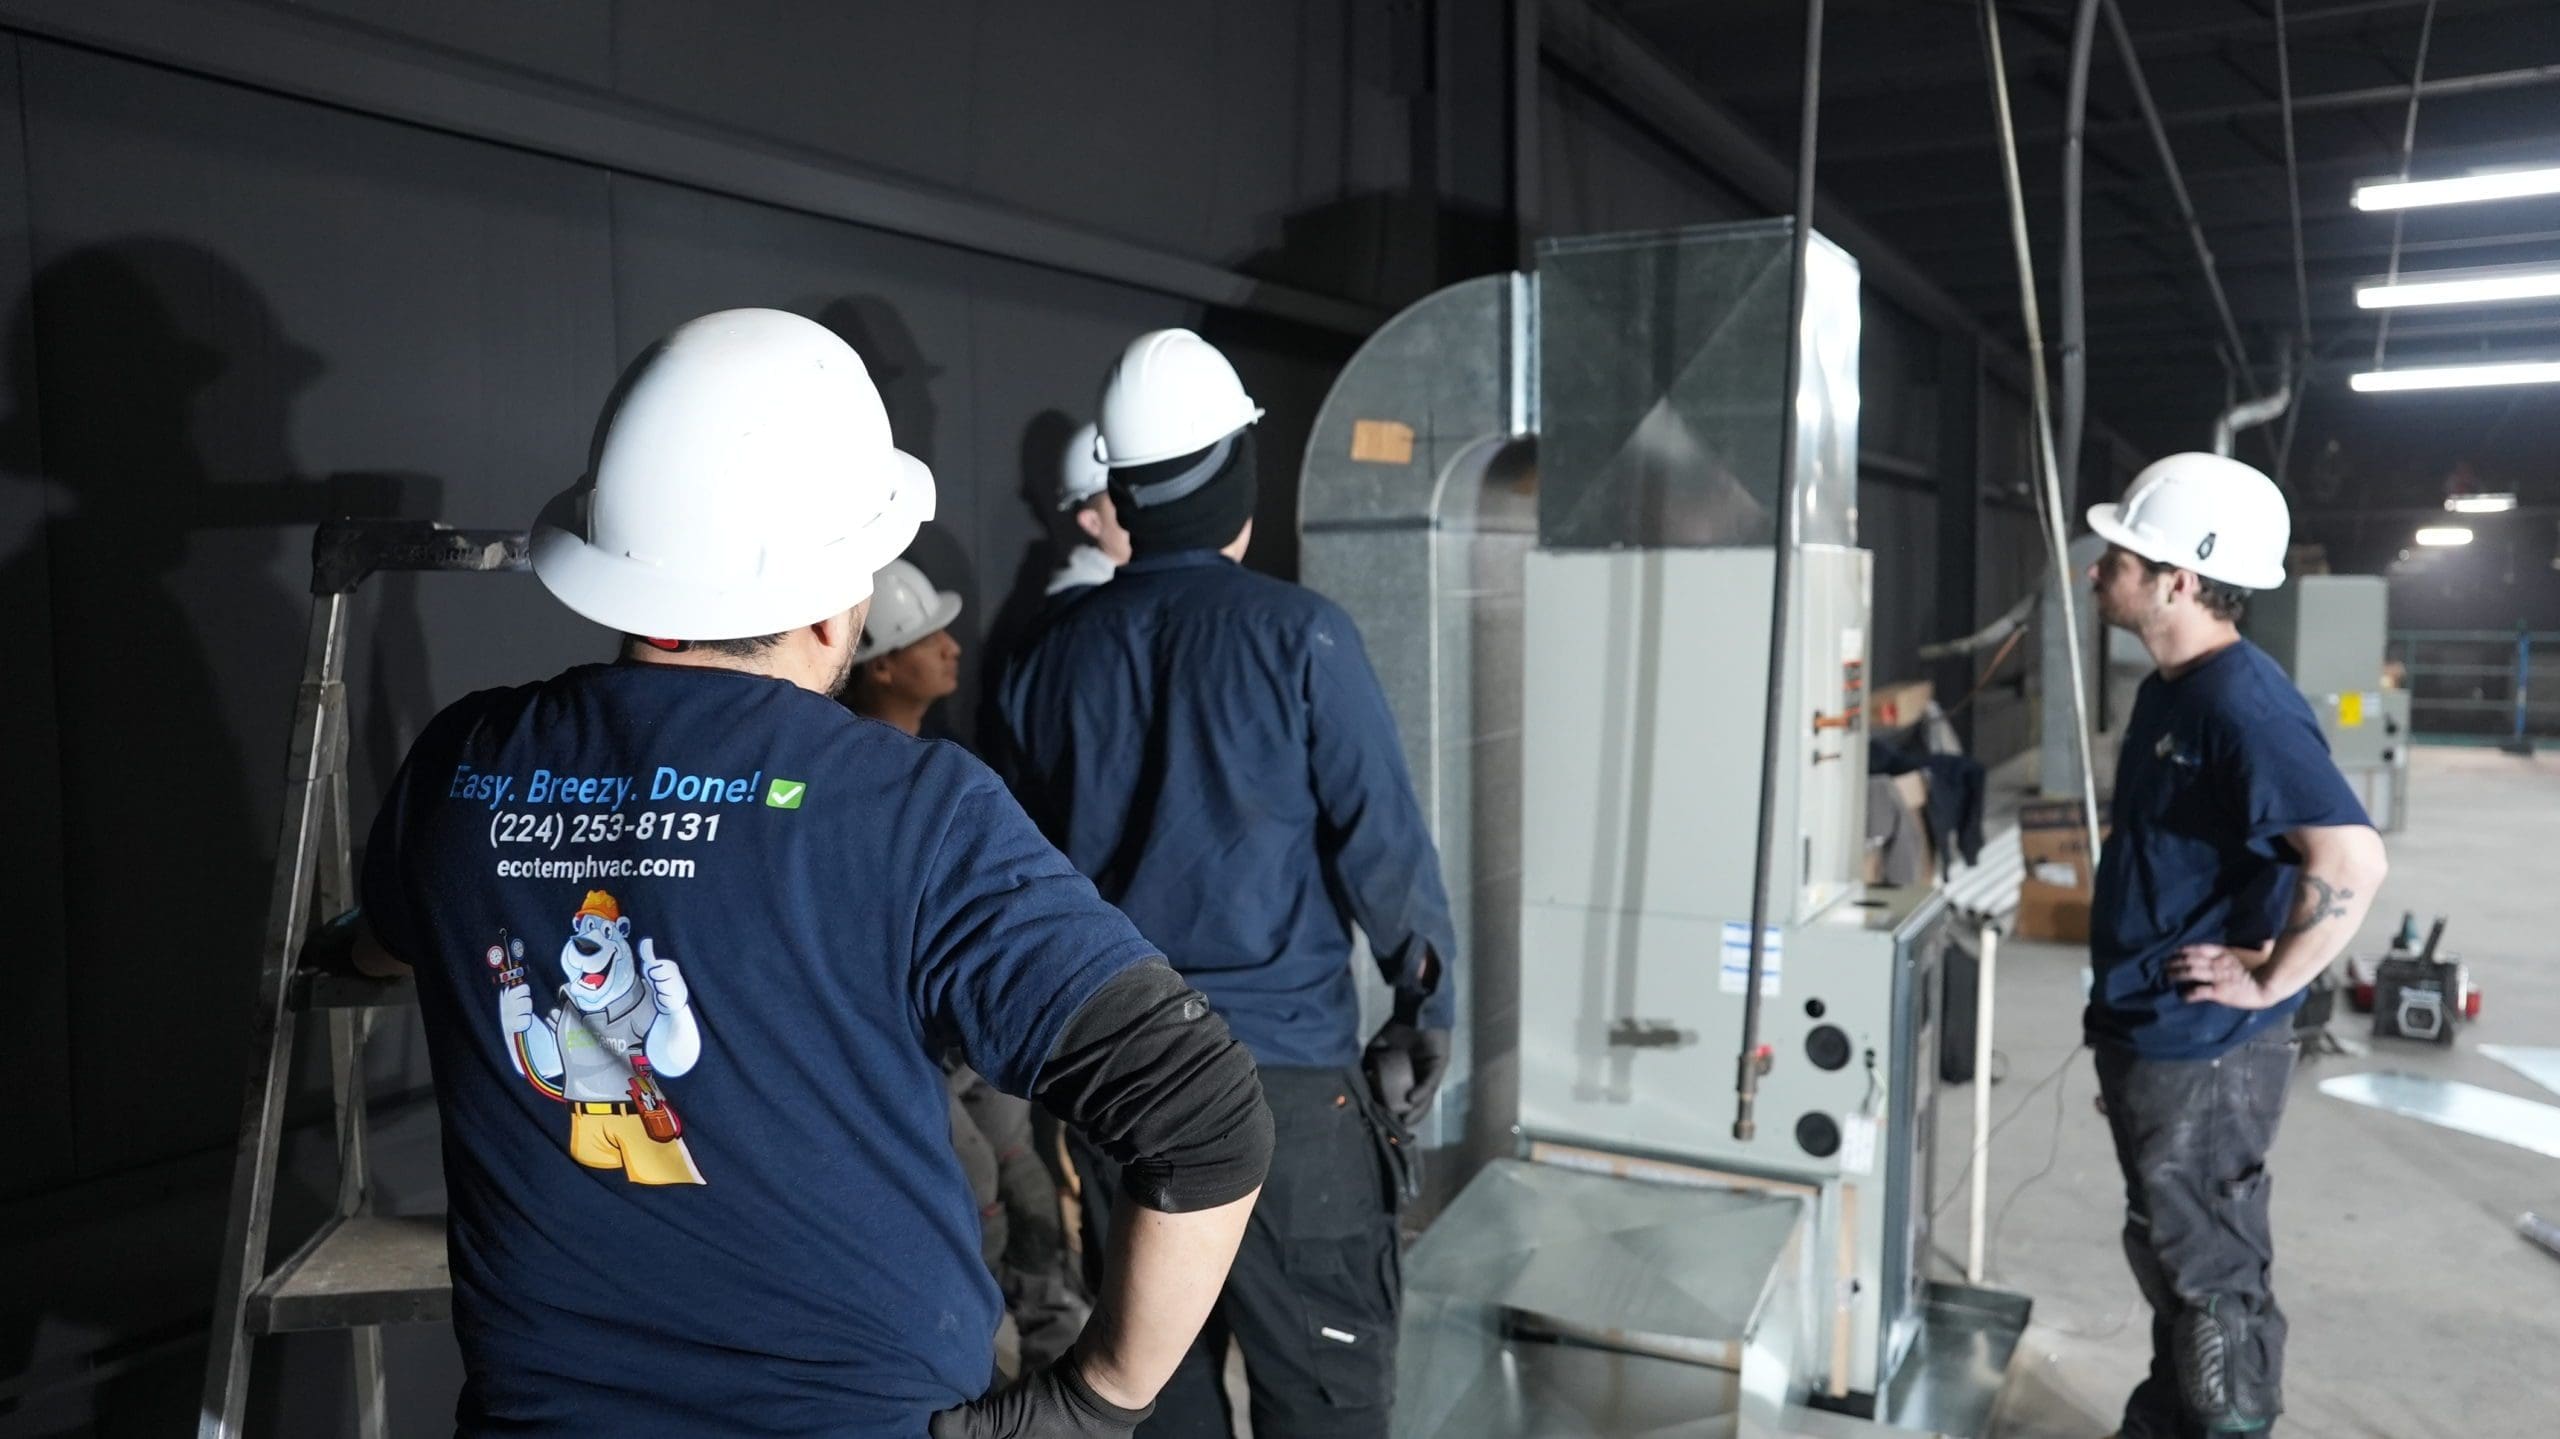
[1033,960,1272,1213]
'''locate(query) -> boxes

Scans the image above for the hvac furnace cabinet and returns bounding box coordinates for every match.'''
[1518,225,1937,1406]
[1303,221,2021,1435]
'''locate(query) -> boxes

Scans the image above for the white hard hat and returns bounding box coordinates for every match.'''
[532,309,934,640]
[2086,452,2289,590]
[1095,329,1263,468]
[1058,421,1109,510]
[853,558,962,663]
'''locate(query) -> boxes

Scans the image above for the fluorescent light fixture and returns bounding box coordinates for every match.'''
[2355,166,2560,211]
[2415,526,2475,547]
[2351,361,2560,392]
[2446,493,2517,513]
[2356,268,2560,309]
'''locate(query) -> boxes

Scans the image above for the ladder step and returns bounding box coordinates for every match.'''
[290,969,417,1010]
[250,1214,451,1333]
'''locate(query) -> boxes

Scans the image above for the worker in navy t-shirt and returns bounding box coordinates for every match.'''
[2081,452,2387,1439]
[354,309,1271,1439]
[1000,331,1456,1439]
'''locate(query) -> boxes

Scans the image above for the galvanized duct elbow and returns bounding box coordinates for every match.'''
[2212,377,2294,458]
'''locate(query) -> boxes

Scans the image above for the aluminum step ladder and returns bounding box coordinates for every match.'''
[198,521,529,1439]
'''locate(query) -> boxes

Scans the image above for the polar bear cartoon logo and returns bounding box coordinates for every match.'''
[493,890,706,1185]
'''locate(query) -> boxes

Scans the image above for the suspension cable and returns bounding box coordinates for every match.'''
[2373,0,2443,371]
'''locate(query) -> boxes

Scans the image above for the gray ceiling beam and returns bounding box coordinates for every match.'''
[1940,227,2560,292]
[1698,0,2528,111]
[0,0,1386,335]
[1851,132,2558,218]
[1825,61,2560,165]
[2083,308,2560,352]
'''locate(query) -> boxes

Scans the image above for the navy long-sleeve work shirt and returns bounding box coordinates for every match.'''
[996,549,1457,1068]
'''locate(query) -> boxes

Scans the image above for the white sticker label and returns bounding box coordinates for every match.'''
[1840,1114,1877,1176]
[1841,627,1867,662]
[1720,922,1783,997]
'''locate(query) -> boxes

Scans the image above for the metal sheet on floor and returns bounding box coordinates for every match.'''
[2317,1072,2560,1159]
[2478,1044,2560,1102]
[1880,1282,2031,1435]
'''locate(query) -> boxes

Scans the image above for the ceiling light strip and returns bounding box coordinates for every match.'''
[2356,269,2560,309]
[2355,166,2560,211]
[2352,361,2560,392]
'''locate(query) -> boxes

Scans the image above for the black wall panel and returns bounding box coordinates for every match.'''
[17,36,616,1178]
[1858,475,1939,691]
[612,1,981,195]
[606,0,1415,300]
[272,0,615,85]
[0,36,75,1206]
[1539,61,1756,237]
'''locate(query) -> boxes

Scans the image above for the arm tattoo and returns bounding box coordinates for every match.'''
[2281,874,2353,936]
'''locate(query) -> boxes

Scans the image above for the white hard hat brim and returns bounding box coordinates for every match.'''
[2084,502,2153,561]
[1095,405,1264,469]
[2085,501,2286,590]
[534,447,934,640]
[852,587,963,664]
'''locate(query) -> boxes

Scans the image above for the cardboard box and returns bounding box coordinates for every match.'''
[2014,799,2107,943]
[2015,881,2092,944]
[2017,798,2105,884]
[1868,679,1935,731]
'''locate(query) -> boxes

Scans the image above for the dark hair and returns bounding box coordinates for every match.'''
[622,632,787,659]
[2140,557,2249,623]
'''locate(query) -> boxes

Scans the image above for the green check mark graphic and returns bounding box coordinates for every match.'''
[765,778,806,810]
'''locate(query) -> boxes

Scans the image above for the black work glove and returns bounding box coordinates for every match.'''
[928,1354,1152,1439]
[1362,1021,1453,1129]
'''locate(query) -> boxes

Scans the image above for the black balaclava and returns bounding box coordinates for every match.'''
[1110,426,1257,557]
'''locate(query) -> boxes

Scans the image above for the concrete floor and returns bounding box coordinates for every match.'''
[1943,745,2560,1438]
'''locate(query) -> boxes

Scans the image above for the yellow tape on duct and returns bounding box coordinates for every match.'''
[1350,419,1414,465]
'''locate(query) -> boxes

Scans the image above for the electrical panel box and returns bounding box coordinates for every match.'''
[2246,575,2404,830]
[2251,574,2388,697]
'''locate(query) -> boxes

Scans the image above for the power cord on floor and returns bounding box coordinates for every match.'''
[1985,1046,2084,1256]
[1929,1043,2087,1222]
[1932,1042,2139,1343]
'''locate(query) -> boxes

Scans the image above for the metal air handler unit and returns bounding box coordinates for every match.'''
[1300,222,2027,1437]
[2246,575,2408,832]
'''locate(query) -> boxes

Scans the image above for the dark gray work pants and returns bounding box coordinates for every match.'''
[2095,1026,2297,1437]
[1071,1067,1404,1439]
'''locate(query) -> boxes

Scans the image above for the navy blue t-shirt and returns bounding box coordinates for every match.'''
[997,550,1457,1069]
[361,663,1155,1436]
[2086,639,2370,1059]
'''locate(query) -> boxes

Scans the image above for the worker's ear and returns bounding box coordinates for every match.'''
[810,601,868,656]
[1074,506,1105,543]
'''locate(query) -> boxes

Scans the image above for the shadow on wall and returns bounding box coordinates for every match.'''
[0,239,432,1431]
[973,407,1087,760]
[818,295,983,747]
